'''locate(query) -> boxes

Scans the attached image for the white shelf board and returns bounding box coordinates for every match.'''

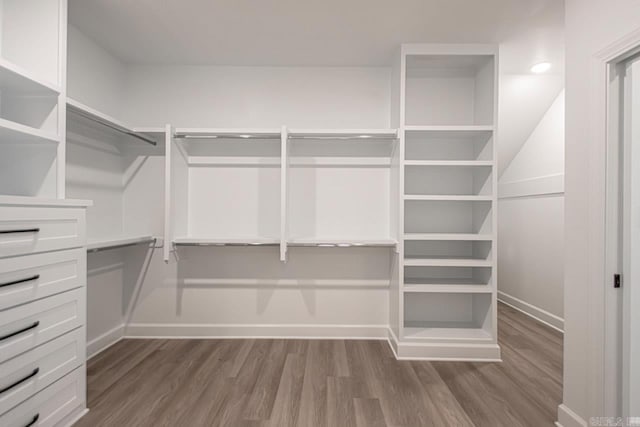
[404,256,492,267]
[404,160,493,167]
[288,128,398,139]
[0,57,60,95]
[404,233,494,241]
[67,97,129,129]
[404,195,493,202]
[404,125,494,133]
[288,238,397,247]
[403,284,494,294]
[87,235,155,252]
[174,237,280,246]
[188,156,280,166]
[403,326,492,341]
[0,196,92,208]
[187,156,390,167]
[0,117,59,144]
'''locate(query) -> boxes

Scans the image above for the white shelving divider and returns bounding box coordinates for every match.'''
[388,44,500,361]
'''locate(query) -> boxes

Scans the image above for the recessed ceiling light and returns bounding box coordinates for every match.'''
[358,135,372,139]
[239,134,251,139]
[531,62,551,74]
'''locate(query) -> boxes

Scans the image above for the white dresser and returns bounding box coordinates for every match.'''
[0,197,90,427]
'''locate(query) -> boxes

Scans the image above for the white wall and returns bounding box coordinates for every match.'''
[498,92,565,330]
[123,65,390,128]
[563,1,640,426]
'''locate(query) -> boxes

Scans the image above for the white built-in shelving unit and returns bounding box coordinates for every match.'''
[388,44,500,360]
[0,0,65,199]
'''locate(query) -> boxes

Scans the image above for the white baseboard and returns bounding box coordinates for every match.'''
[498,291,564,332]
[387,327,502,361]
[125,323,388,340]
[557,404,588,427]
[87,323,125,359]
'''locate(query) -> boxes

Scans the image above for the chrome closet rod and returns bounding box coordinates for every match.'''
[173,134,281,140]
[68,108,158,146]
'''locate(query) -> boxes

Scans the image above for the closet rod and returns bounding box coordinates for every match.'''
[68,108,158,146]
[288,135,397,140]
[174,134,281,140]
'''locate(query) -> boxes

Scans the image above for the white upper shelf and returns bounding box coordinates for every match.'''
[0,117,60,144]
[404,125,493,135]
[66,98,160,146]
[0,57,60,96]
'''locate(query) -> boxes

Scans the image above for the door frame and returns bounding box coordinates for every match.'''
[599,29,640,418]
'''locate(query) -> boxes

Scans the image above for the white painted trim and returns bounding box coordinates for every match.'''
[498,292,564,332]
[63,408,90,427]
[87,323,125,359]
[557,404,589,427]
[498,174,564,199]
[125,323,388,339]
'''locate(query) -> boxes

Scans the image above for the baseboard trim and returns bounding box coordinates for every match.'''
[498,291,564,332]
[557,404,588,427]
[387,327,501,361]
[87,323,125,359]
[124,323,388,340]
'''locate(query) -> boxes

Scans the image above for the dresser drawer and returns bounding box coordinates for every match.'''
[0,207,86,258]
[0,367,85,426]
[0,250,85,311]
[0,289,85,364]
[0,328,84,415]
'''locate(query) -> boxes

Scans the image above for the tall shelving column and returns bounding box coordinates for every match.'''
[390,44,500,361]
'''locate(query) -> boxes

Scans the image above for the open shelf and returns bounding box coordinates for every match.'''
[174,128,281,139]
[288,238,397,247]
[404,233,493,241]
[405,54,495,126]
[403,326,492,341]
[0,117,59,144]
[403,283,494,294]
[403,292,493,341]
[173,237,280,246]
[405,128,493,162]
[87,235,155,252]
[404,160,493,167]
[405,164,492,197]
[0,57,60,96]
[404,125,493,134]
[404,257,492,267]
[404,195,493,201]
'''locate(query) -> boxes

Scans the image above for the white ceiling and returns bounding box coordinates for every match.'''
[69,0,564,70]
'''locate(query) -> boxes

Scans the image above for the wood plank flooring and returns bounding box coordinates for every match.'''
[75,303,563,426]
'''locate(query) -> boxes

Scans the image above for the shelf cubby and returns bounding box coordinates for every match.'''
[405,128,493,162]
[405,164,492,196]
[404,55,495,126]
[404,266,493,289]
[403,292,493,341]
[404,200,493,234]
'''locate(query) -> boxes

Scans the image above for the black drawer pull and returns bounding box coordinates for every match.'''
[0,367,39,395]
[24,413,39,427]
[0,228,40,234]
[0,321,40,342]
[0,274,40,288]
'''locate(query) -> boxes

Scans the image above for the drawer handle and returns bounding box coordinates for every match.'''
[0,321,40,342]
[0,367,39,395]
[0,274,40,288]
[0,228,40,234]
[24,414,39,427]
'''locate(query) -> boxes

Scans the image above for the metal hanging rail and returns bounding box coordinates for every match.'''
[67,105,158,146]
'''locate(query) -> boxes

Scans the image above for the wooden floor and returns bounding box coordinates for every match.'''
[76,303,563,427]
